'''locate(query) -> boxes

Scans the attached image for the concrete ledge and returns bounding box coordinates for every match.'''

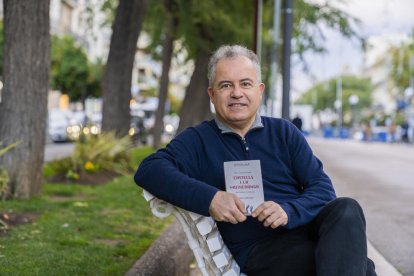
[126,220,194,276]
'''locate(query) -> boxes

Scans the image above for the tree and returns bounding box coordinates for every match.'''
[51,35,89,102]
[151,0,179,149]
[297,75,373,125]
[389,33,414,91]
[86,59,105,99]
[0,1,50,198]
[0,21,4,77]
[101,0,147,136]
[260,0,361,98]
[174,0,360,132]
[176,0,253,133]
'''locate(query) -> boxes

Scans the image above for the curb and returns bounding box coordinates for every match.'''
[368,241,402,276]
[126,220,193,276]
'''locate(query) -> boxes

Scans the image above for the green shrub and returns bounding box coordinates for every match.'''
[72,132,132,174]
[45,132,134,180]
[0,141,20,199]
[0,167,9,198]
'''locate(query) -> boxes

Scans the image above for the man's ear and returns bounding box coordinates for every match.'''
[208,87,215,103]
[259,83,265,97]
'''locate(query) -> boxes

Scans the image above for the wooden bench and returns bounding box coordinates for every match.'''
[143,189,245,276]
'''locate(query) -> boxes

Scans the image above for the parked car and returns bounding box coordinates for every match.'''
[47,109,72,142]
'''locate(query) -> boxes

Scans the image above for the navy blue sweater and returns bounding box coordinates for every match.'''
[134,116,336,268]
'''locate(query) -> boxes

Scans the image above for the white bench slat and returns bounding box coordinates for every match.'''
[213,247,232,268]
[222,260,241,276]
[206,228,224,252]
[196,217,216,236]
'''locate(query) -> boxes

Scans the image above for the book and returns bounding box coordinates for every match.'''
[223,160,264,215]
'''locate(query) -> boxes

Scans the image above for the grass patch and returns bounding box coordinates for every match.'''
[129,146,155,170]
[0,146,172,275]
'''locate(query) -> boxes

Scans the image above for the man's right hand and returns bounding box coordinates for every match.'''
[209,191,247,224]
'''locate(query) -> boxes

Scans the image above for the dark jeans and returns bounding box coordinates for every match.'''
[243,197,376,276]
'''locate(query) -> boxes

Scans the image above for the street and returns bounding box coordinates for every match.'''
[309,137,414,275]
[44,142,74,162]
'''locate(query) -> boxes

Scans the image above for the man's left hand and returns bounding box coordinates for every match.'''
[252,201,288,229]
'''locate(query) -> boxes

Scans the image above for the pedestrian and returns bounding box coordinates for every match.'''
[400,119,409,143]
[134,45,376,275]
[385,117,396,143]
[363,122,372,142]
[291,114,303,131]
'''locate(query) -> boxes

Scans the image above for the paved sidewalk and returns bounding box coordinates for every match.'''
[308,137,411,275]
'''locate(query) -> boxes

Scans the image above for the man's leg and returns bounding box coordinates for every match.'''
[243,226,316,276]
[310,197,376,276]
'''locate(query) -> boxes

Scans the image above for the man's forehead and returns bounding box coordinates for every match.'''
[214,57,257,80]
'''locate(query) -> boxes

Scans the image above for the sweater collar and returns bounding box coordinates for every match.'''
[214,113,264,135]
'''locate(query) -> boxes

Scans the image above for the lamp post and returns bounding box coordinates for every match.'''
[404,87,413,112]
[348,94,359,130]
[335,77,343,134]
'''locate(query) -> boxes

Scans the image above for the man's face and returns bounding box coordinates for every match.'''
[208,56,265,133]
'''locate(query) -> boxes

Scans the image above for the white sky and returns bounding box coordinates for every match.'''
[291,0,414,96]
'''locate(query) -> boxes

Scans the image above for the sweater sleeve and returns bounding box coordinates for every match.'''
[279,123,336,229]
[134,127,219,216]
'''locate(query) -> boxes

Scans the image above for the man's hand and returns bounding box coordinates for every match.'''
[209,191,247,224]
[252,201,288,229]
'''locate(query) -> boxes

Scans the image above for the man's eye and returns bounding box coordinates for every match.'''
[241,82,253,88]
[220,83,232,89]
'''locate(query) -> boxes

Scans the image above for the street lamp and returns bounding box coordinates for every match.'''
[335,77,343,134]
[348,94,359,129]
[334,99,342,131]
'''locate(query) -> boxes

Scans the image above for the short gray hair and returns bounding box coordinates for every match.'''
[207,45,262,86]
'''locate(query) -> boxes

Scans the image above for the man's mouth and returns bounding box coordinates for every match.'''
[228,103,247,107]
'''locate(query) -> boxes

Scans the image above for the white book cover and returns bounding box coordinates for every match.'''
[223,160,264,215]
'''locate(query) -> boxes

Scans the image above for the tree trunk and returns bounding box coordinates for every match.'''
[101,0,147,136]
[177,49,212,134]
[152,0,176,149]
[0,0,50,199]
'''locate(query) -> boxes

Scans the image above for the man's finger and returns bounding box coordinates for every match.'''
[252,201,273,218]
[233,197,247,222]
[263,213,278,227]
[252,203,266,217]
[234,196,246,213]
[270,216,286,229]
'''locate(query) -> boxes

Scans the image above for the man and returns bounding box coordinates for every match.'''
[135,45,376,275]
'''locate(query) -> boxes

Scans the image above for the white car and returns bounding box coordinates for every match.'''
[48,109,71,142]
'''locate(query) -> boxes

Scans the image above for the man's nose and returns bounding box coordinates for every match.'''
[230,85,243,98]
